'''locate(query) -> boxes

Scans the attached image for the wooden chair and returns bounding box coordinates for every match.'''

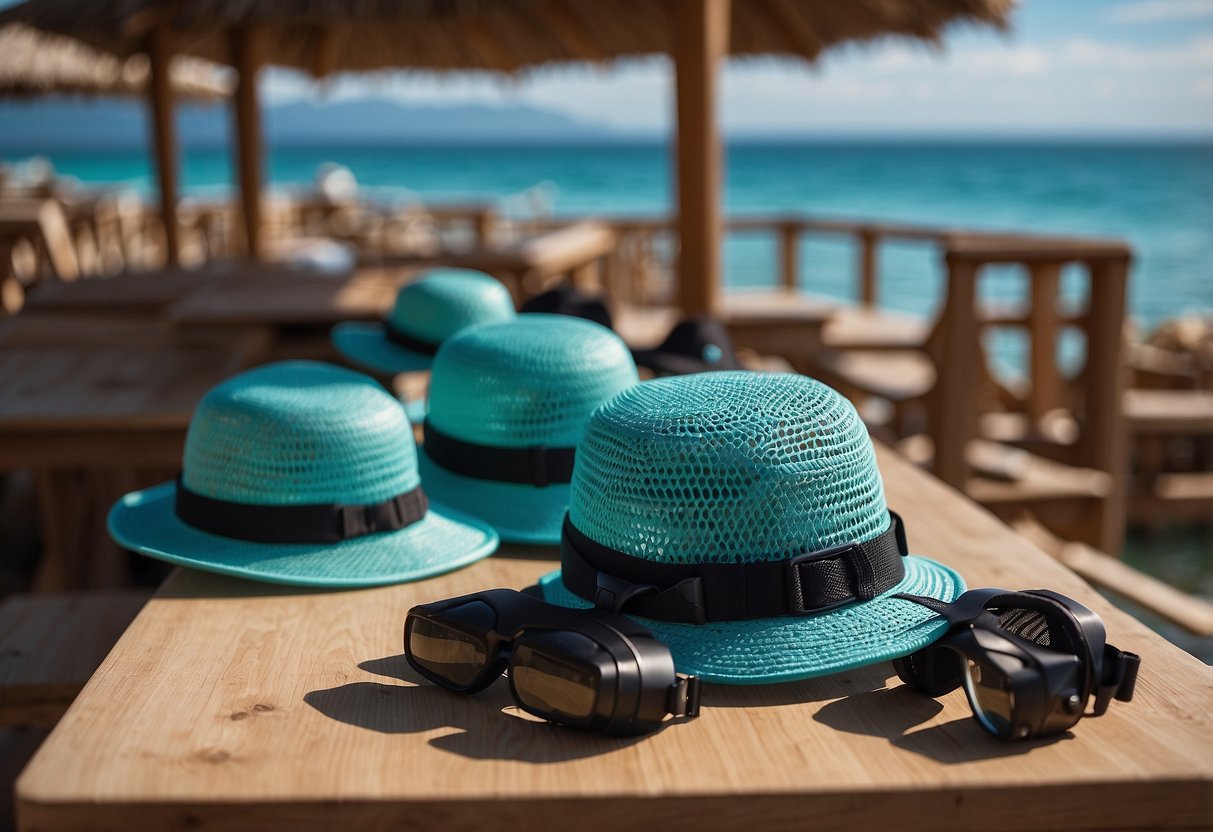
[817,237,1132,554]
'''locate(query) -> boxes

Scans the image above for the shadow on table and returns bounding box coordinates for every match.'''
[303,654,647,763]
[701,663,893,707]
[813,685,1073,762]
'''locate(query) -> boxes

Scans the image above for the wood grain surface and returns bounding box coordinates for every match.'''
[15,447,1213,832]
[167,268,409,328]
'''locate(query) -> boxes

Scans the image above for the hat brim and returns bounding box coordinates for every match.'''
[418,450,569,545]
[108,481,499,587]
[331,322,435,375]
[537,555,964,684]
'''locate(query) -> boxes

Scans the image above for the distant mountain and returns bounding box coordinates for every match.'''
[0,97,612,151]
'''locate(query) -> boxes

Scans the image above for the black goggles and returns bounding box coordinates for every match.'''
[894,588,1140,741]
[404,589,701,736]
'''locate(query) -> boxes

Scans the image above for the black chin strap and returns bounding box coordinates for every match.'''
[560,512,909,624]
[423,420,576,488]
[174,476,429,544]
[384,322,441,356]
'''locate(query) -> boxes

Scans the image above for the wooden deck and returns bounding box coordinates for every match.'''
[13,447,1213,832]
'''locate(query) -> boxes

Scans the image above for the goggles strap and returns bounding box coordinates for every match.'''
[560,512,908,624]
[1093,645,1140,716]
[174,475,429,543]
[383,322,441,355]
[668,675,702,718]
[423,420,576,487]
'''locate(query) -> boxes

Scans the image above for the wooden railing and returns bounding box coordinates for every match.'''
[529,214,966,308]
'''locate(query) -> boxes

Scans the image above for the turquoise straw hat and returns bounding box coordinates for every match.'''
[419,314,639,545]
[108,361,499,586]
[331,268,516,375]
[539,371,964,684]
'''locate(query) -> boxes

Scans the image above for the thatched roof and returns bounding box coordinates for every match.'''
[0,1,1014,75]
[0,23,232,99]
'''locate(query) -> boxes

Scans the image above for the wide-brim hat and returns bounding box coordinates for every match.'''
[332,268,515,375]
[109,361,498,586]
[420,314,639,545]
[538,371,964,684]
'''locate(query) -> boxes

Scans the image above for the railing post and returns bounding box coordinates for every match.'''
[1027,261,1063,422]
[858,228,878,307]
[932,251,981,488]
[779,222,800,290]
[1083,255,1130,555]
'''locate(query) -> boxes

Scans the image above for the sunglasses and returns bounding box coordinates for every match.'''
[404,589,701,736]
[894,588,1140,740]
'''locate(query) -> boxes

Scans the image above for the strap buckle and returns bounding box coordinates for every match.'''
[668,674,702,718]
[785,542,863,615]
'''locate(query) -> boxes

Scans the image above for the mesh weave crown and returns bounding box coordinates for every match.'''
[569,372,889,564]
[388,269,515,343]
[181,361,419,506]
[427,314,639,448]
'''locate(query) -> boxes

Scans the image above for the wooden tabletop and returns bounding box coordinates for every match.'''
[16,446,1212,832]
[21,263,369,318]
[0,316,269,467]
[168,267,409,329]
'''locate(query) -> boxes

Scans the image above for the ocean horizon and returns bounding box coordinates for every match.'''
[9,138,1210,335]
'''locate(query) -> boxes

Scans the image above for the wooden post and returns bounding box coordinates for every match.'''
[858,228,878,307]
[1027,261,1063,422]
[1082,255,1130,555]
[932,253,981,488]
[231,27,265,260]
[146,24,180,265]
[779,222,799,290]
[673,0,729,316]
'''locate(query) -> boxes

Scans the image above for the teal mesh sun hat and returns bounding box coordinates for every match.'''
[538,371,965,684]
[332,268,516,375]
[108,361,499,586]
[418,314,640,545]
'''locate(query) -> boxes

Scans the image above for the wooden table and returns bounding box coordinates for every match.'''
[0,315,271,589]
[15,447,1211,831]
[167,266,408,330]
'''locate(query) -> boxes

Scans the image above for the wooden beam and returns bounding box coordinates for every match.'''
[674,0,730,316]
[231,26,265,260]
[146,24,180,265]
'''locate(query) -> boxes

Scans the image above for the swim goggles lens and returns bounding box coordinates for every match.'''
[962,655,1018,738]
[406,601,494,690]
[510,633,603,721]
[405,589,700,735]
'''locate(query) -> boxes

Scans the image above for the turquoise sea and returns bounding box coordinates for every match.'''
[7,139,1213,655]
[15,140,1213,326]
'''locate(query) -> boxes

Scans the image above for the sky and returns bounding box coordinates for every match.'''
[1,0,1210,137]
[257,0,1213,137]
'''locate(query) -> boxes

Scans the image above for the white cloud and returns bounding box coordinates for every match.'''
[1105,0,1213,24]
[1059,34,1213,70]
